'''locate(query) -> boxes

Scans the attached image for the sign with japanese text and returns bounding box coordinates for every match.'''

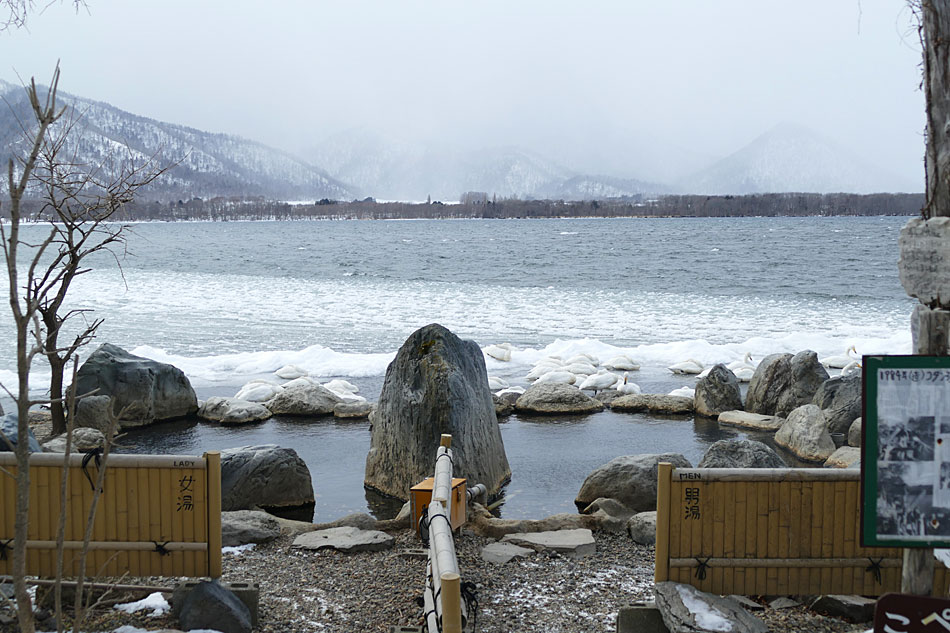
[863,355,950,548]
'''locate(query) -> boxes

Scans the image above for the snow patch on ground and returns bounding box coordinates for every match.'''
[676,584,733,632]
[113,591,170,617]
[223,543,257,556]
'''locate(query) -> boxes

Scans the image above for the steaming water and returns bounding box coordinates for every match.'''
[0,216,915,520]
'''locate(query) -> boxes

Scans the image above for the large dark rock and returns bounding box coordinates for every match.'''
[575,453,691,513]
[745,353,792,415]
[812,372,862,435]
[220,444,314,511]
[777,351,829,415]
[514,382,604,415]
[177,580,251,633]
[698,439,786,468]
[745,351,828,417]
[0,413,41,452]
[694,364,743,417]
[364,324,510,500]
[72,343,197,429]
[655,582,768,633]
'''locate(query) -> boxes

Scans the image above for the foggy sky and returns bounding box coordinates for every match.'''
[2,1,926,188]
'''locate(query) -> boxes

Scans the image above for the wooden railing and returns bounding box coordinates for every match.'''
[422,435,465,633]
[654,463,949,596]
[0,451,222,578]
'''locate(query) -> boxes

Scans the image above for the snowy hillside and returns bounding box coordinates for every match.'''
[681,122,920,195]
[308,128,667,200]
[0,81,354,201]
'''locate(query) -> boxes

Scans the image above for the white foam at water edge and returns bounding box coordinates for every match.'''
[0,329,912,398]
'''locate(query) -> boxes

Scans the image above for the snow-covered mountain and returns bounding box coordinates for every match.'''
[0,80,354,201]
[680,122,920,195]
[307,128,666,201]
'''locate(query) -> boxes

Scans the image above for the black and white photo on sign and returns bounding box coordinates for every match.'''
[876,461,943,538]
[878,415,935,462]
[875,374,947,540]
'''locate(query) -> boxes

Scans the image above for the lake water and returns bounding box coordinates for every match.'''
[0,216,916,521]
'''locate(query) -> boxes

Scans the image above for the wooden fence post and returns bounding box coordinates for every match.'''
[655,462,672,583]
[205,451,222,579]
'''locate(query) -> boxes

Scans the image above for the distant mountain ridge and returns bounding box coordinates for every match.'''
[680,122,920,194]
[0,79,354,200]
[0,80,921,200]
[306,128,665,201]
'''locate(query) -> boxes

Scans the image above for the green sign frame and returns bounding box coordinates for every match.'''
[862,354,950,548]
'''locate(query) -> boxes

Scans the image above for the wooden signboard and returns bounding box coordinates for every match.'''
[0,451,222,578]
[862,355,950,548]
[875,593,950,632]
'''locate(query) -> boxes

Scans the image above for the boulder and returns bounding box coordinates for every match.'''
[221,510,282,546]
[492,393,514,417]
[627,511,657,545]
[501,529,596,559]
[745,353,793,415]
[812,373,862,435]
[72,343,197,429]
[848,417,862,447]
[655,582,768,633]
[774,404,835,462]
[364,324,510,500]
[610,394,694,415]
[220,445,314,511]
[514,382,604,415]
[575,453,692,513]
[292,526,394,553]
[823,446,861,469]
[481,541,535,564]
[0,413,41,452]
[198,397,271,425]
[177,581,252,633]
[777,351,829,415]
[746,351,829,417]
[809,595,876,623]
[72,395,115,432]
[333,401,373,419]
[42,427,106,453]
[3,414,35,451]
[694,365,743,417]
[698,439,786,468]
[717,410,783,431]
[264,383,342,416]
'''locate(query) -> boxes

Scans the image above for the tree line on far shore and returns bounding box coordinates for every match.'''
[5,191,924,222]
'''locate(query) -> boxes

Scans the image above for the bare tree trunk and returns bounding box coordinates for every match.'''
[923,0,950,218]
[901,2,950,595]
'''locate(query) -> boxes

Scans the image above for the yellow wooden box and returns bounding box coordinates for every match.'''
[410,477,466,536]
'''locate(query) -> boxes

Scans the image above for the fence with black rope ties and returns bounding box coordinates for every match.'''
[415,434,487,633]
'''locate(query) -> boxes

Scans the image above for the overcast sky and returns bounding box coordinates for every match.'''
[2,1,926,188]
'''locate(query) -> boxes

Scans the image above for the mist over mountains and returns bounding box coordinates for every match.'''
[0,80,921,201]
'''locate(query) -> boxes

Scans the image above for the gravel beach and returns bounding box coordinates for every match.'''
[3,526,873,632]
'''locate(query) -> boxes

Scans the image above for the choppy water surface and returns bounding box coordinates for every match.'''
[0,216,915,520]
